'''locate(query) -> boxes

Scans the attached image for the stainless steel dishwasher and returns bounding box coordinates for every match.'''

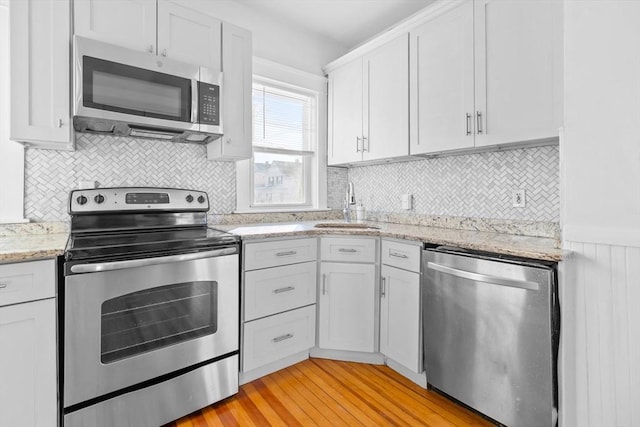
[423,246,559,427]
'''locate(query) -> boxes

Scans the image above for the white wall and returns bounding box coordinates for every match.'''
[563,0,640,247]
[561,1,640,426]
[0,0,26,223]
[171,0,347,76]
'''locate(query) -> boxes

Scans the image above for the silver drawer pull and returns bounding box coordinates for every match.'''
[272,333,294,343]
[275,250,297,257]
[0,283,7,289]
[389,252,408,259]
[338,248,357,253]
[273,286,295,294]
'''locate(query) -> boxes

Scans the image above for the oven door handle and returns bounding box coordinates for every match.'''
[70,247,238,274]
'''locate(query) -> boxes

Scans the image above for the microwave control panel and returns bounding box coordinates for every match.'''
[198,82,220,126]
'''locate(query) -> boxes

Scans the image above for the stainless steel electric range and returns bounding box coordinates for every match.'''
[61,187,240,427]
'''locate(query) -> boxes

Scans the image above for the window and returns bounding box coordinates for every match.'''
[251,79,316,208]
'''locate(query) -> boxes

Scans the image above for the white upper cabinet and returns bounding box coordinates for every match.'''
[410,0,562,155]
[10,0,74,149]
[207,22,252,161]
[328,58,363,165]
[409,1,474,153]
[328,34,409,165]
[74,0,157,54]
[473,0,562,147]
[157,0,221,70]
[74,0,221,69]
[364,35,410,162]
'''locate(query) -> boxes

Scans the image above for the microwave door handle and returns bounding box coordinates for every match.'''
[192,78,199,124]
[70,247,237,273]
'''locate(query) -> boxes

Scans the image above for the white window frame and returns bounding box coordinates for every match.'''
[236,58,328,213]
[0,0,26,223]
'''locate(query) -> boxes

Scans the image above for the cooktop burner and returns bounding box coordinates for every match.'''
[65,226,239,261]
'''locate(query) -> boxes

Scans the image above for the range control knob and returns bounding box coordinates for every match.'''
[186,194,194,203]
[76,195,88,205]
[94,194,105,204]
[197,195,206,204]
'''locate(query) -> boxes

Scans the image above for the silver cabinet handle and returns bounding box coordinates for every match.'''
[273,286,295,294]
[381,276,386,298]
[466,113,471,135]
[272,333,294,343]
[148,45,154,53]
[476,111,483,134]
[161,49,167,57]
[426,262,539,291]
[363,136,369,152]
[57,119,63,128]
[70,247,237,273]
[275,250,297,257]
[0,283,7,289]
[356,136,361,152]
[338,248,357,253]
[322,273,327,295]
[389,252,408,259]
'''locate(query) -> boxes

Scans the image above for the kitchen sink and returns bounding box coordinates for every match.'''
[313,222,380,230]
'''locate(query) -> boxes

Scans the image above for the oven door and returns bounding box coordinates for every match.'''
[63,249,239,408]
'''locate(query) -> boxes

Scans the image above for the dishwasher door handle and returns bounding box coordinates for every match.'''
[426,261,539,291]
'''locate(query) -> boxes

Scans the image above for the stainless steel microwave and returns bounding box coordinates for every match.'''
[73,36,223,144]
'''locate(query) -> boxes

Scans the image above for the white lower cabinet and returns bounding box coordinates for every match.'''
[318,262,377,352]
[241,238,317,382]
[380,264,421,373]
[379,239,424,384]
[317,236,379,354]
[0,260,57,427]
[243,305,316,372]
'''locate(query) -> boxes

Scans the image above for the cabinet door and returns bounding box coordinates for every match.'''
[328,59,364,165]
[10,0,74,149]
[207,22,252,160]
[74,0,157,53]
[409,0,474,154]
[0,299,57,427]
[157,0,221,69]
[380,265,421,373]
[473,0,562,147]
[363,34,410,161]
[318,262,376,352]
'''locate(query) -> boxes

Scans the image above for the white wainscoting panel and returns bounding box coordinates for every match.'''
[562,241,640,427]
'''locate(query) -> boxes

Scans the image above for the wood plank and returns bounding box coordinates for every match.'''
[164,358,495,427]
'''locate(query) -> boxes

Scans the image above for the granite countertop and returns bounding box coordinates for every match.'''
[0,222,68,263]
[216,220,564,262]
[0,232,68,263]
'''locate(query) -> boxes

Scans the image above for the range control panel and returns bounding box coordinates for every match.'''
[69,187,209,214]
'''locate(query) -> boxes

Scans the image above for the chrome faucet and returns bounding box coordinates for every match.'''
[343,182,356,222]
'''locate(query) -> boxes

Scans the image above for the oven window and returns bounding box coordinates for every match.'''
[100,281,217,363]
[83,56,192,122]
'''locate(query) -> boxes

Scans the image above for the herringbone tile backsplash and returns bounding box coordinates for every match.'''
[24,133,558,223]
[346,145,560,222]
[25,134,236,221]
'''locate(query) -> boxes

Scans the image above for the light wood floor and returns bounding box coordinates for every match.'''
[164,358,495,426]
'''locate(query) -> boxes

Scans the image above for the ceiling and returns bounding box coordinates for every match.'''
[233,0,435,50]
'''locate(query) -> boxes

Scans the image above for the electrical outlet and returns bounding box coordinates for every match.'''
[512,189,526,208]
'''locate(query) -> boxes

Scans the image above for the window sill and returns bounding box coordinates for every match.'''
[233,208,331,214]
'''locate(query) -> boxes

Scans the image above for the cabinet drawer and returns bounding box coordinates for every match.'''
[244,238,317,270]
[0,260,56,307]
[320,237,377,263]
[242,305,316,372]
[244,262,316,321]
[381,240,421,273]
